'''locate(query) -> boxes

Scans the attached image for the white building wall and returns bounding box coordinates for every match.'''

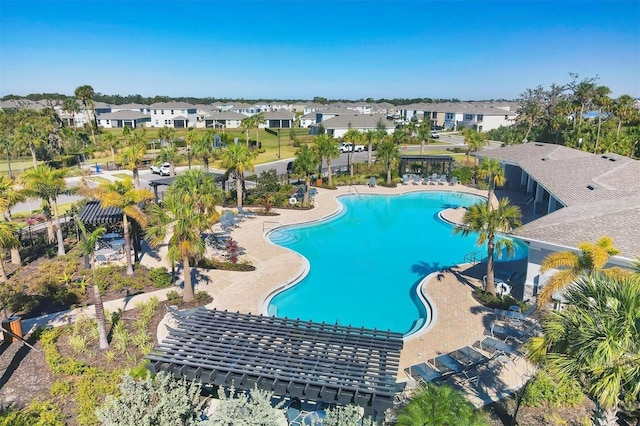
[150,108,198,127]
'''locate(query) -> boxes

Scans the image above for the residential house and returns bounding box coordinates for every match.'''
[254,101,292,112]
[111,103,150,114]
[202,111,248,130]
[97,111,151,128]
[475,142,640,302]
[150,102,197,128]
[300,111,318,128]
[310,114,395,138]
[315,106,360,125]
[443,104,516,132]
[262,109,296,128]
[303,103,328,115]
[229,103,261,116]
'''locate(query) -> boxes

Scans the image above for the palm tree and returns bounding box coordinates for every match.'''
[372,121,388,166]
[252,112,265,147]
[343,128,362,177]
[593,85,612,153]
[13,109,50,167]
[146,173,214,302]
[453,199,522,296]
[392,127,407,146]
[169,169,222,217]
[21,165,72,256]
[62,97,80,134]
[362,130,375,164]
[292,144,319,204]
[240,116,253,146]
[375,139,399,185]
[463,129,487,165]
[612,95,638,138]
[476,157,506,209]
[88,178,153,275]
[528,274,640,426]
[0,221,20,282]
[101,132,119,169]
[417,122,431,156]
[0,175,25,265]
[157,126,175,149]
[76,219,109,349]
[537,236,620,306]
[119,141,146,188]
[396,383,489,426]
[314,134,340,187]
[74,85,97,145]
[220,143,257,208]
[156,145,182,177]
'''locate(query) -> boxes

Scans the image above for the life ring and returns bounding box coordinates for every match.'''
[497,282,512,296]
[289,197,298,205]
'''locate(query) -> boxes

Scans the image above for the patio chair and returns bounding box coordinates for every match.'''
[413,174,421,185]
[404,362,443,384]
[432,353,466,375]
[489,322,540,343]
[422,176,431,185]
[438,174,447,185]
[430,173,438,185]
[473,337,523,359]
[237,206,256,219]
[402,174,410,185]
[368,176,376,187]
[450,176,458,185]
[452,346,489,366]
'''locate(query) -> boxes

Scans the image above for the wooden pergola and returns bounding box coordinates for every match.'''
[147,308,404,416]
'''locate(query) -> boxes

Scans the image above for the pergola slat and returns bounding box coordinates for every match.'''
[146,308,403,413]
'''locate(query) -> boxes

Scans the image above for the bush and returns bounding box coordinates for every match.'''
[451,165,475,184]
[197,257,255,272]
[210,386,284,425]
[166,290,181,303]
[195,290,211,303]
[147,267,172,288]
[522,368,584,408]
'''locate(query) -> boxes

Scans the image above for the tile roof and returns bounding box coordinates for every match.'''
[97,111,149,120]
[150,101,195,109]
[204,111,248,120]
[313,114,394,129]
[263,109,295,119]
[477,142,640,259]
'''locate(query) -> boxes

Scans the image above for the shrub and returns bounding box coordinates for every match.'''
[210,385,284,425]
[148,267,172,288]
[323,405,374,426]
[522,368,583,408]
[195,290,211,303]
[50,380,73,397]
[166,290,181,303]
[96,372,206,426]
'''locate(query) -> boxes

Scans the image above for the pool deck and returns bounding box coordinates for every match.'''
[21,181,532,408]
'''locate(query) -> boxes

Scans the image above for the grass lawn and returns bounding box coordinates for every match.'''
[113,173,132,179]
[86,176,111,184]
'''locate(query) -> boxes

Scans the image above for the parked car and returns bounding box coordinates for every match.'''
[431,125,444,131]
[430,131,440,139]
[340,142,365,153]
[151,162,171,176]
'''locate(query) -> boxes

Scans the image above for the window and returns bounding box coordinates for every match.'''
[171,110,174,114]
[432,112,437,119]
[445,113,454,120]
[154,110,157,114]
[106,120,110,125]
[161,110,164,115]
[155,120,158,125]
[477,114,483,122]
[464,114,473,121]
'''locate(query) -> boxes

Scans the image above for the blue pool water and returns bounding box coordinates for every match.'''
[267,191,528,335]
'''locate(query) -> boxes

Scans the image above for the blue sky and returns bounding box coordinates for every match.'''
[0,0,638,100]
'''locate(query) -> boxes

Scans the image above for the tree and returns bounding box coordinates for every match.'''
[156,126,175,149]
[220,143,257,208]
[0,221,19,282]
[74,85,97,145]
[13,109,51,167]
[476,157,506,209]
[453,199,522,296]
[376,139,399,184]
[156,145,182,177]
[417,121,431,155]
[612,95,638,138]
[343,128,362,177]
[0,175,25,264]
[76,220,109,349]
[462,129,487,165]
[392,127,407,146]
[21,165,72,256]
[372,120,388,166]
[292,144,319,204]
[240,115,253,146]
[101,132,119,169]
[593,85,612,153]
[252,112,265,147]
[314,134,340,187]
[396,383,490,426]
[62,97,79,134]
[537,236,620,306]
[516,86,545,142]
[118,137,146,188]
[96,372,208,425]
[88,178,153,275]
[528,274,640,426]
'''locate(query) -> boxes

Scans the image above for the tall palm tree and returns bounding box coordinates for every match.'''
[292,144,319,204]
[528,274,640,426]
[76,219,109,349]
[88,178,153,275]
[190,129,221,172]
[14,109,51,167]
[145,174,213,302]
[343,128,362,177]
[0,221,20,282]
[593,85,612,153]
[169,169,222,217]
[372,120,388,166]
[220,143,257,208]
[612,95,638,138]
[157,126,175,149]
[453,199,522,296]
[396,383,489,426]
[417,122,431,156]
[375,139,399,185]
[21,165,72,256]
[392,127,407,146]
[101,132,119,169]
[537,236,620,306]
[119,141,146,188]
[463,129,487,165]
[476,157,506,210]
[252,112,265,147]
[62,97,80,134]
[240,116,253,146]
[74,85,97,145]
[314,134,340,187]
[0,175,25,265]
[156,145,182,177]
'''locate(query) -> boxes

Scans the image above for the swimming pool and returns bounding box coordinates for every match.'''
[266,191,528,336]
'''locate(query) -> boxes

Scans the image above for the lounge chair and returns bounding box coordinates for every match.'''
[489,322,540,343]
[404,362,443,384]
[413,175,421,185]
[422,176,431,185]
[237,206,256,219]
[430,173,438,185]
[473,337,523,359]
[402,174,410,185]
[438,174,447,185]
[451,346,489,366]
[224,212,243,226]
[432,353,467,375]
[368,176,377,187]
[450,176,458,185]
